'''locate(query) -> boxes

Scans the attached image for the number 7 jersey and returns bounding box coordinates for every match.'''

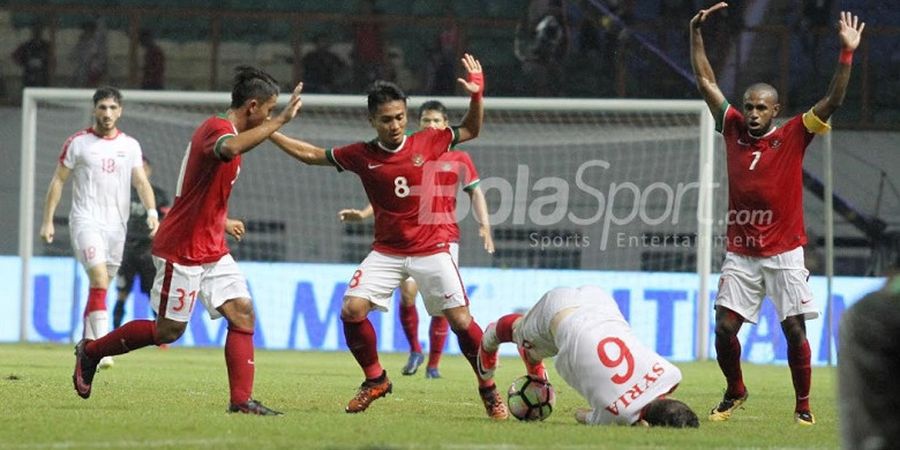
[326,127,459,256]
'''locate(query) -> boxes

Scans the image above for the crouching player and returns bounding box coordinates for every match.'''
[479,285,699,427]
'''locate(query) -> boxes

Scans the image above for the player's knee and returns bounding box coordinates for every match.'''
[155,321,186,344]
[341,296,369,322]
[224,298,255,329]
[781,320,807,345]
[443,307,472,332]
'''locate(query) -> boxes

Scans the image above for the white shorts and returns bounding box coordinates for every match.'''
[404,242,459,283]
[346,249,467,317]
[150,254,251,323]
[71,225,125,275]
[716,247,818,323]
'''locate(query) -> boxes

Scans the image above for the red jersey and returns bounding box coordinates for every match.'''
[430,150,481,242]
[718,102,815,257]
[152,115,240,264]
[326,127,460,256]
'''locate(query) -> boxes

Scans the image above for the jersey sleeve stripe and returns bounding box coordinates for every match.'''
[212,133,236,160]
[449,126,460,150]
[463,179,481,191]
[325,148,345,172]
[715,100,729,133]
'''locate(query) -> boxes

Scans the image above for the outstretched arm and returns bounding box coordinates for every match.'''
[456,54,484,144]
[811,11,865,123]
[39,164,71,244]
[689,2,728,117]
[218,82,304,160]
[270,132,333,166]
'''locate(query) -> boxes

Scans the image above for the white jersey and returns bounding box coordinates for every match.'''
[59,128,143,231]
[515,286,683,426]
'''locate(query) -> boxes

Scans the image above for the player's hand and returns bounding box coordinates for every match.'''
[690,2,727,29]
[457,53,484,96]
[574,408,593,425]
[146,216,159,238]
[225,218,246,242]
[338,209,365,223]
[276,82,304,125]
[39,222,54,244]
[838,11,865,51]
[479,225,495,254]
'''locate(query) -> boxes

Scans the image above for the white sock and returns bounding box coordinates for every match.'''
[84,310,109,340]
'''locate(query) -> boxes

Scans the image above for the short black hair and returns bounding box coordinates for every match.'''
[367,80,407,116]
[642,399,699,428]
[744,82,780,103]
[231,66,280,109]
[93,86,122,106]
[418,100,448,121]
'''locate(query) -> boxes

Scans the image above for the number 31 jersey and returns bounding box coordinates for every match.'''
[326,127,459,256]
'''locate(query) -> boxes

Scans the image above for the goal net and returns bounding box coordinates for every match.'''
[18,89,720,353]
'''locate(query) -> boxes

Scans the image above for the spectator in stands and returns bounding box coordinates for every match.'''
[301,33,348,93]
[139,29,165,90]
[12,22,52,88]
[799,0,834,77]
[385,47,418,93]
[423,17,460,95]
[514,0,569,96]
[839,265,900,449]
[352,0,387,91]
[71,19,108,88]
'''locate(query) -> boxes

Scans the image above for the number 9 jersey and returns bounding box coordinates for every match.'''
[515,286,684,425]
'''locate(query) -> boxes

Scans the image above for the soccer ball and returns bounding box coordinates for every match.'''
[506,375,555,421]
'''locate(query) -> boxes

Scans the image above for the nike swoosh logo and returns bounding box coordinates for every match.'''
[368,163,383,169]
[247,359,255,365]
[737,139,751,146]
[800,298,812,304]
[443,293,453,299]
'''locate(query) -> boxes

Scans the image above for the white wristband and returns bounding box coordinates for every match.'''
[146,209,159,219]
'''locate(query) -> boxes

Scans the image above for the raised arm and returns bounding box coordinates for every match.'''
[131,165,159,237]
[218,82,304,160]
[689,2,728,116]
[468,187,494,254]
[270,131,332,166]
[811,11,865,123]
[40,164,71,244]
[455,54,484,144]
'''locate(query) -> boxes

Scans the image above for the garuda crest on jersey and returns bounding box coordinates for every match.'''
[412,153,425,167]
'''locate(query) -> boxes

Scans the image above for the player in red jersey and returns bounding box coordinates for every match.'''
[338,100,494,380]
[272,54,509,419]
[71,66,303,415]
[41,87,158,371]
[690,3,864,425]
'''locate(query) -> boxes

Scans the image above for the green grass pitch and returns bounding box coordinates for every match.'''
[0,343,839,449]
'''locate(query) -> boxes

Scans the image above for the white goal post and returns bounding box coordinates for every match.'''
[18,88,717,360]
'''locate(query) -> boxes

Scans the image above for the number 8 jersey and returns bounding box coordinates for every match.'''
[515,286,683,425]
[325,127,459,256]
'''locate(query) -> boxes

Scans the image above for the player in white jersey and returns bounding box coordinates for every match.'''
[479,286,699,427]
[40,86,158,369]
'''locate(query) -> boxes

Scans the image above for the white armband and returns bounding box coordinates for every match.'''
[146,209,159,219]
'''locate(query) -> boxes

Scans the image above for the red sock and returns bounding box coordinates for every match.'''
[427,316,449,369]
[715,334,746,398]
[85,287,107,315]
[399,304,422,353]
[85,320,158,358]
[787,340,812,412]
[225,326,255,405]
[496,314,523,343]
[454,320,492,388]
[343,317,382,380]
